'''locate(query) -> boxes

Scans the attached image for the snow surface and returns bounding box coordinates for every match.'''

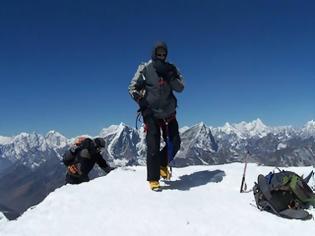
[1,163,315,236]
[0,212,8,226]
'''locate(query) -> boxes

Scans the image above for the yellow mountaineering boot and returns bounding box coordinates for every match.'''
[149,181,161,191]
[160,166,171,180]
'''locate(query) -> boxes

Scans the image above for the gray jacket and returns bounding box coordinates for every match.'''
[128,60,184,119]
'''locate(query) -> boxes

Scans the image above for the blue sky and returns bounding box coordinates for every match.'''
[0,0,314,137]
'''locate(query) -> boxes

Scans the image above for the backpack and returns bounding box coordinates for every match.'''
[253,169,315,220]
[62,137,88,166]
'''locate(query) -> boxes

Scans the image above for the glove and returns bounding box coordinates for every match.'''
[154,60,178,82]
[67,164,81,176]
[164,63,179,82]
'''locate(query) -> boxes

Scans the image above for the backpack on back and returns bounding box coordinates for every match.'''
[253,169,315,220]
[62,137,89,176]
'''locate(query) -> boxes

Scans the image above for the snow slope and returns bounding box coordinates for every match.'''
[0,212,8,226]
[1,164,315,236]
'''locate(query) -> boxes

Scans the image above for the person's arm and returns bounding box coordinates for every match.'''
[95,153,109,169]
[128,63,146,102]
[62,149,76,166]
[79,138,98,156]
[168,64,184,92]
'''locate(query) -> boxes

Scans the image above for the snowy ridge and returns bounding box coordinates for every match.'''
[0,136,13,145]
[213,118,272,138]
[0,212,8,226]
[45,130,69,149]
[99,122,126,137]
[0,119,314,169]
[302,120,315,138]
[1,164,315,236]
[0,131,69,167]
[99,123,140,166]
[178,122,217,159]
[179,126,190,133]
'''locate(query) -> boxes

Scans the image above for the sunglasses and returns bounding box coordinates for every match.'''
[156,53,167,57]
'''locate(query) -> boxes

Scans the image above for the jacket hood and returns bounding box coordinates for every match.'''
[151,41,168,61]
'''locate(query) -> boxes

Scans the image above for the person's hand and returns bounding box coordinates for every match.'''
[164,63,178,82]
[68,164,80,175]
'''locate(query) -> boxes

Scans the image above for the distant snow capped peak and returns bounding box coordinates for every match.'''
[217,118,270,138]
[45,130,68,149]
[243,118,269,137]
[99,123,136,138]
[99,125,121,137]
[0,136,13,145]
[217,122,243,138]
[247,118,267,129]
[118,122,127,127]
[188,122,208,134]
[179,126,190,133]
[220,122,234,134]
[301,120,315,138]
[13,132,44,145]
[198,121,206,127]
[304,120,315,130]
[45,130,63,137]
[234,118,267,132]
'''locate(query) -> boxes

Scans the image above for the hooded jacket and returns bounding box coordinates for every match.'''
[128,42,184,119]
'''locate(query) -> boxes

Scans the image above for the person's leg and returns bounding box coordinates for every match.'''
[144,116,161,181]
[166,118,181,159]
[79,174,89,183]
[160,121,168,167]
[65,173,81,185]
[158,118,181,179]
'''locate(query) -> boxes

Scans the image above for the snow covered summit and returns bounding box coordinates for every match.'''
[214,118,271,138]
[1,164,314,236]
[302,120,315,138]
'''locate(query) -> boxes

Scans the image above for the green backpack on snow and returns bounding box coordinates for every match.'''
[253,169,315,220]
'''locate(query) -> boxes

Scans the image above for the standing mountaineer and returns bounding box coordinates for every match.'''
[62,137,115,184]
[128,41,184,191]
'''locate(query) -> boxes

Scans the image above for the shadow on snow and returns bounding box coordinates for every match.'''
[163,169,226,191]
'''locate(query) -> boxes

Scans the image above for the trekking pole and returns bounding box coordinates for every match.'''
[135,111,142,130]
[311,171,315,192]
[165,121,174,179]
[240,151,249,193]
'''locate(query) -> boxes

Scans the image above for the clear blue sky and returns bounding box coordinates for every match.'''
[0,0,314,137]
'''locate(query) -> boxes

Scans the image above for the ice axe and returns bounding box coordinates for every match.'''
[240,151,250,193]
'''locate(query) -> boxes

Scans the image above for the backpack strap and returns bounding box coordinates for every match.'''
[257,174,272,200]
